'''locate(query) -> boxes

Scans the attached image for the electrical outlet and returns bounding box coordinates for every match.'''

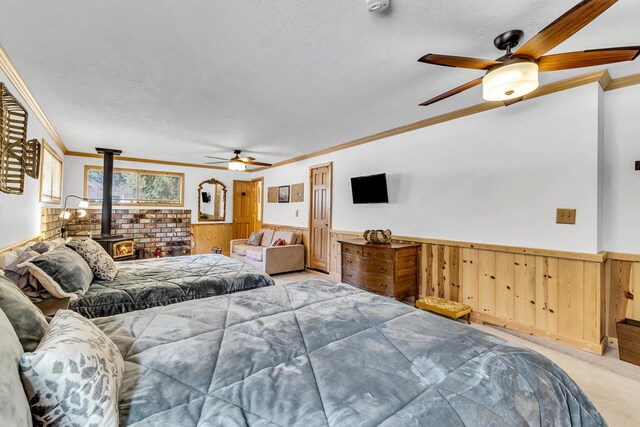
[556,208,576,225]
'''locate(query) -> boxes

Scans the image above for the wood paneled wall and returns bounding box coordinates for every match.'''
[329,230,607,355]
[606,258,640,340]
[191,223,232,256]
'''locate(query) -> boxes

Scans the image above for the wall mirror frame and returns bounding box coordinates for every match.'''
[197,178,227,222]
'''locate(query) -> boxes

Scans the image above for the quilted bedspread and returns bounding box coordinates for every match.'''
[93,280,606,426]
[70,254,274,318]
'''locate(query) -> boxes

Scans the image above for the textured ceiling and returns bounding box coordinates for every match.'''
[1,0,639,165]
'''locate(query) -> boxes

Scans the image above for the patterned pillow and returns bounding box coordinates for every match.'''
[0,275,48,352]
[247,231,264,246]
[0,308,33,427]
[20,310,125,426]
[67,239,117,281]
[19,247,93,300]
[270,238,287,247]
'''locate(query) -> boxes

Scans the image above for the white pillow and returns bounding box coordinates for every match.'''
[0,250,18,270]
[20,310,124,426]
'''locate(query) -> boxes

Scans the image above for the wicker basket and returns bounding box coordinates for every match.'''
[363,229,392,244]
[0,83,28,194]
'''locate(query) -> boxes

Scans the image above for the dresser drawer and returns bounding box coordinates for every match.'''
[341,244,363,257]
[342,267,394,296]
[360,246,394,261]
[343,254,393,275]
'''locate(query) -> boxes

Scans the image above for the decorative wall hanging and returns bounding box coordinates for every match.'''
[0,82,28,194]
[291,183,304,203]
[267,186,278,203]
[278,185,290,203]
[24,138,41,179]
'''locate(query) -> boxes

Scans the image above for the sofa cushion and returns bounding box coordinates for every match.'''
[259,229,275,247]
[0,308,33,427]
[273,230,296,245]
[247,232,264,246]
[245,248,264,262]
[233,244,253,256]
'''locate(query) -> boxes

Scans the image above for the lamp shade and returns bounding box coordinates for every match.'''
[78,199,89,208]
[482,62,539,101]
[228,160,246,171]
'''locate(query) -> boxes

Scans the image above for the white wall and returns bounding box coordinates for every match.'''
[0,70,64,248]
[602,84,640,253]
[62,156,244,224]
[254,83,602,253]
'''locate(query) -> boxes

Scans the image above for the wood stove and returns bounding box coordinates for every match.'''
[92,147,136,261]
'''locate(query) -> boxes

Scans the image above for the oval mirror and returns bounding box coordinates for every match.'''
[198,179,226,222]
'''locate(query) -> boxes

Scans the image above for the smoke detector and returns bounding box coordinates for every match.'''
[366,0,390,13]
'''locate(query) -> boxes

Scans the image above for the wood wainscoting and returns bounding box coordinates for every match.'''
[606,255,640,343]
[330,230,608,355]
[191,223,233,256]
[262,223,310,267]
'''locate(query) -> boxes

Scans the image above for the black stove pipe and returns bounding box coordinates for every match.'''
[95,148,122,237]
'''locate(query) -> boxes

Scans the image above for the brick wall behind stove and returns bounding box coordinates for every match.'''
[40,208,192,256]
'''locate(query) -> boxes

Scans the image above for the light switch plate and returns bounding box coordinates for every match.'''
[556,208,576,225]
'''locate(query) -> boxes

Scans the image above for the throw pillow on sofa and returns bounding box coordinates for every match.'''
[247,232,264,246]
[67,238,117,281]
[270,239,286,247]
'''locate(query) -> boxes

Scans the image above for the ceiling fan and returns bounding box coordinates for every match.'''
[205,149,272,171]
[418,0,639,107]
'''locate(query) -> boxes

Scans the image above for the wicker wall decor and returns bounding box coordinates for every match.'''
[291,183,304,202]
[267,186,278,203]
[0,82,29,194]
[24,138,41,179]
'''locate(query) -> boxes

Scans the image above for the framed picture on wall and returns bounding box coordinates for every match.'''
[278,185,290,203]
[40,140,63,203]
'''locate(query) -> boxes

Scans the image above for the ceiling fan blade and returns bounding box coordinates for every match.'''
[239,157,255,162]
[514,0,618,60]
[503,96,524,107]
[244,161,272,167]
[418,54,501,70]
[537,46,640,71]
[419,77,483,106]
[204,156,229,160]
[205,161,228,165]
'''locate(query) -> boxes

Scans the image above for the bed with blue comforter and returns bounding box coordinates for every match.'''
[71,254,274,318]
[93,279,606,426]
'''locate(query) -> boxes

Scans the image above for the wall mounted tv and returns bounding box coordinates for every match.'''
[351,173,389,204]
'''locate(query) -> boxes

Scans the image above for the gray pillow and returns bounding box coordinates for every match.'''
[247,231,264,246]
[20,310,124,426]
[0,275,48,352]
[67,238,117,281]
[19,247,93,301]
[0,308,33,427]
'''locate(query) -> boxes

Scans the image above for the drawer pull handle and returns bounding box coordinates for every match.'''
[347,259,352,264]
[378,267,387,272]
[346,273,352,278]
[379,283,388,289]
[364,251,371,256]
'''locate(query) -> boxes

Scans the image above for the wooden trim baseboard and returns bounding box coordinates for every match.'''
[0,234,44,254]
[330,229,607,262]
[0,45,67,153]
[606,252,640,262]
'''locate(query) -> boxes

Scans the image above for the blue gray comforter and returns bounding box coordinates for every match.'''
[71,254,274,318]
[93,279,606,426]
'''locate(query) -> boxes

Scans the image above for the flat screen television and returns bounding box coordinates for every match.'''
[351,173,389,204]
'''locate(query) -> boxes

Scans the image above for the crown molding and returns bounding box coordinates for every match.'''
[64,151,245,171]
[0,44,68,154]
[606,72,640,91]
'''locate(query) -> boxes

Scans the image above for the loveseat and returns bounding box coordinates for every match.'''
[230,229,305,275]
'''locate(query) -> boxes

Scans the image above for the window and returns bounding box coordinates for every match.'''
[40,141,63,203]
[84,166,184,206]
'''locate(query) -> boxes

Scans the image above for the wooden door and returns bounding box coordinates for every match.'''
[309,164,332,272]
[233,180,254,239]
[253,178,264,232]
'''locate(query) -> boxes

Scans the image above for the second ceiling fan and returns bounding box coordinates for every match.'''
[205,150,272,171]
[418,0,639,107]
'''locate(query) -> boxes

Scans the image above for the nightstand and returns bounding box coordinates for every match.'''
[35,297,71,316]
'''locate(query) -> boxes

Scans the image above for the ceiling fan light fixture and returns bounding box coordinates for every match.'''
[482,61,539,101]
[228,159,246,171]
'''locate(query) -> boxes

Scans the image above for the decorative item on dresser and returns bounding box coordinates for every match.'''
[363,229,392,244]
[339,238,420,300]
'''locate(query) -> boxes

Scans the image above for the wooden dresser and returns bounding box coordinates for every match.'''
[338,239,420,300]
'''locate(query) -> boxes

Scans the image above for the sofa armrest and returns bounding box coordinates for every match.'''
[262,244,305,275]
[230,239,248,254]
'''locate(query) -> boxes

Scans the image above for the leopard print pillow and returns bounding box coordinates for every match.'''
[67,238,117,281]
[20,310,124,426]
